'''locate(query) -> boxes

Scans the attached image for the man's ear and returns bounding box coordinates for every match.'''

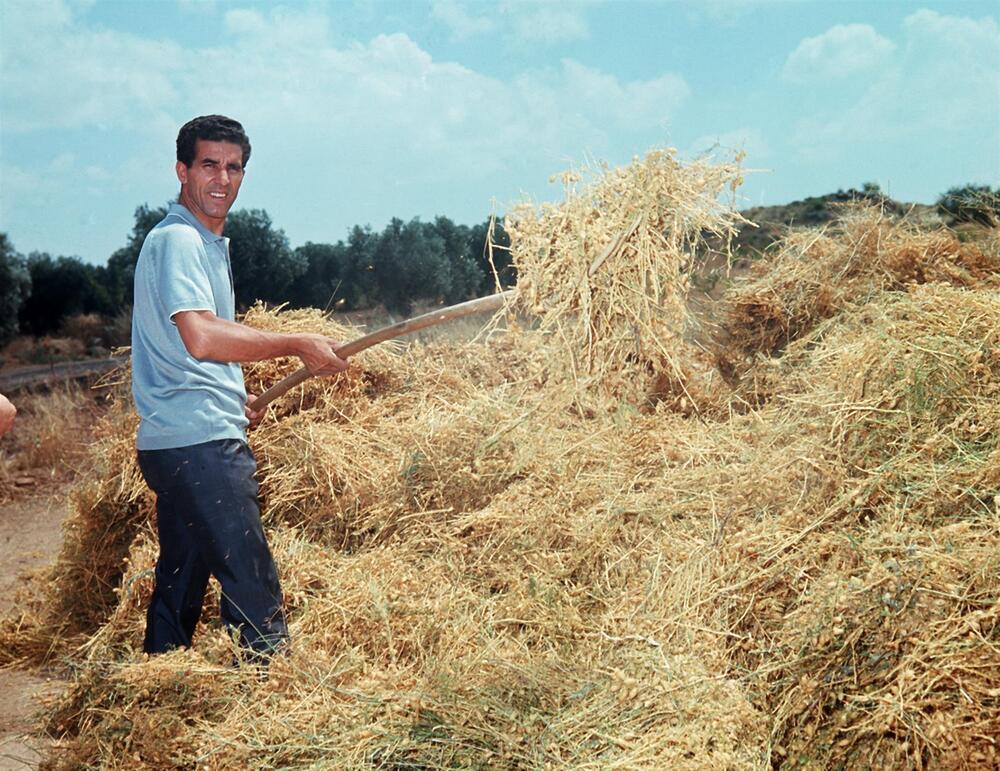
[176,160,188,185]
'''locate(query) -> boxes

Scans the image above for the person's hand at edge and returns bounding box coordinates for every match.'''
[0,393,16,437]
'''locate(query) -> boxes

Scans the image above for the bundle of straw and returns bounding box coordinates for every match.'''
[505,148,747,405]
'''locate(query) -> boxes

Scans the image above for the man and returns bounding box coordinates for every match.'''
[0,393,14,436]
[131,115,348,660]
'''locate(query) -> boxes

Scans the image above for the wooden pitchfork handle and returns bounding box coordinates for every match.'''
[251,289,518,411]
[251,213,642,411]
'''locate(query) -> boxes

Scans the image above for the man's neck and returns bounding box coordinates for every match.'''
[178,192,226,236]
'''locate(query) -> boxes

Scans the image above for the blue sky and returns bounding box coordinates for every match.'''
[1,0,998,265]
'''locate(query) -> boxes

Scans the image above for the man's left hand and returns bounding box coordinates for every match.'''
[245,394,267,426]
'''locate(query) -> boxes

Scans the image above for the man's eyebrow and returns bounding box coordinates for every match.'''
[198,156,242,170]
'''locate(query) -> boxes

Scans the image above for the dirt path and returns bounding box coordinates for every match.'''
[0,357,125,394]
[0,491,71,771]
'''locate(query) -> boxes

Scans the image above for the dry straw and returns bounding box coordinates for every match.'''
[505,147,748,411]
[725,204,1000,356]
[2,151,997,770]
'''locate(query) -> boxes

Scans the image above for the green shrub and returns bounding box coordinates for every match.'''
[937,184,999,226]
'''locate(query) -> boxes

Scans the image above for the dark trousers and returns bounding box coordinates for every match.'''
[137,438,287,657]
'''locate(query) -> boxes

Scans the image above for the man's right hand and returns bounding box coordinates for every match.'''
[294,334,350,376]
[0,393,16,437]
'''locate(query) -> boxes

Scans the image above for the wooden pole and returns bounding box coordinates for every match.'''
[252,215,640,412]
[251,289,517,410]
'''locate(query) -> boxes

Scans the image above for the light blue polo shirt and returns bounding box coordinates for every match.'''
[131,203,249,450]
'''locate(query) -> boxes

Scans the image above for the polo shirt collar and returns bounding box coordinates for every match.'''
[168,202,227,245]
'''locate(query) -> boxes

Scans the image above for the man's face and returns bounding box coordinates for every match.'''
[176,139,245,234]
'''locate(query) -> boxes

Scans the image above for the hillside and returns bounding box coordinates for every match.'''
[733,189,943,258]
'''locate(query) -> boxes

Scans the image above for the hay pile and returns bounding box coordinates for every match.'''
[24,326,767,769]
[2,151,998,770]
[726,205,1000,356]
[710,283,999,768]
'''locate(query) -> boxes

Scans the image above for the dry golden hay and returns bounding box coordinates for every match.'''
[505,147,748,406]
[752,283,1000,527]
[0,306,555,664]
[725,204,1000,355]
[734,521,1000,771]
[24,276,1000,769]
[6,168,1000,769]
[584,282,999,768]
[239,303,407,417]
[44,477,768,770]
[0,305,412,664]
[722,281,999,515]
[0,395,149,666]
[705,285,1000,768]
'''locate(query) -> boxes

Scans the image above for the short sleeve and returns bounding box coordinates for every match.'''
[154,229,216,320]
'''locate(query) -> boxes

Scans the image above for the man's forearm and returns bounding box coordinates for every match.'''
[176,312,300,363]
[174,310,348,376]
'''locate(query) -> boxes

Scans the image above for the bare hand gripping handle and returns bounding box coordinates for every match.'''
[251,289,517,411]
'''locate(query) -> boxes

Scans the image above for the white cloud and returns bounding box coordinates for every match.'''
[432,0,496,39]
[787,10,999,162]
[0,0,182,132]
[0,2,691,259]
[2,152,110,216]
[430,0,591,44]
[0,4,684,161]
[889,9,1000,132]
[557,59,689,127]
[504,0,590,44]
[782,23,896,83]
[50,152,76,172]
[1,0,74,29]
[904,7,998,48]
[224,8,267,37]
[687,0,767,26]
[223,6,332,49]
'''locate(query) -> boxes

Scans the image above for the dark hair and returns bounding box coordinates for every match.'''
[176,115,252,169]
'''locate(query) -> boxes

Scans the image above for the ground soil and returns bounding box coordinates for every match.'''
[0,489,72,769]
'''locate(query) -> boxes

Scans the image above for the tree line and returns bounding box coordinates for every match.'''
[2,183,995,350]
[0,206,515,347]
